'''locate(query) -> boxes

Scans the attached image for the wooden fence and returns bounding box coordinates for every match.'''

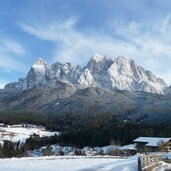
[138,153,163,171]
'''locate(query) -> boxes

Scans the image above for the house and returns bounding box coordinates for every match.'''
[133,137,171,152]
[101,145,121,155]
[100,144,137,156]
[119,144,137,156]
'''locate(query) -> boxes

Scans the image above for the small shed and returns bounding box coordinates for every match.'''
[119,144,137,156]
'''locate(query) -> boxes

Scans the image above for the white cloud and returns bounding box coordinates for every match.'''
[0,55,25,72]
[19,18,137,65]
[2,39,25,54]
[0,38,26,72]
[19,16,171,84]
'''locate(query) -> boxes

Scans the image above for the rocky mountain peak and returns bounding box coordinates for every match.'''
[114,56,138,75]
[4,54,170,94]
[112,56,136,75]
[89,53,113,63]
[32,57,48,69]
[91,53,106,62]
[12,57,49,90]
[115,56,132,62]
[87,54,113,74]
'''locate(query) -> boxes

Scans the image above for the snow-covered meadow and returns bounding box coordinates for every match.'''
[0,124,59,144]
[0,156,138,171]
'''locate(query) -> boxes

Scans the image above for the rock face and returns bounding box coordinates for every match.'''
[4,54,169,94]
[50,62,82,84]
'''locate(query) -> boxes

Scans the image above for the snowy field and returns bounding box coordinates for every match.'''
[0,124,59,144]
[0,156,138,171]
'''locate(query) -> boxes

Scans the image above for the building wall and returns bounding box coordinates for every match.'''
[136,142,159,152]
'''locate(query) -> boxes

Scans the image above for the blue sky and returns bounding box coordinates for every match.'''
[1,0,171,88]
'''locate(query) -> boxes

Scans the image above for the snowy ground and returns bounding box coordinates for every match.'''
[0,124,59,144]
[0,156,138,171]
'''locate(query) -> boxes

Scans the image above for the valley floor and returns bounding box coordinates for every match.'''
[0,156,138,171]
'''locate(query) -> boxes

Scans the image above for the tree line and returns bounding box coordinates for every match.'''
[0,111,171,149]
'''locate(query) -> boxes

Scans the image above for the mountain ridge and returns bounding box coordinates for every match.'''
[4,54,169,94]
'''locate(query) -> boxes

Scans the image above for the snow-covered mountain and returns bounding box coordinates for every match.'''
[5,58,50,90]
[4,54,168,94]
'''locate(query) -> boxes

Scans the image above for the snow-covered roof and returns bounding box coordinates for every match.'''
[101,145,121,154]
[133,137,171,147]
[119,144,137,150]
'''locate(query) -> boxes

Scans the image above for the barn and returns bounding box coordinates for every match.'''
[133,137,171,152]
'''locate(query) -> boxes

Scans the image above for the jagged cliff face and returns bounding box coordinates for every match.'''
[4,54,168,94]
[50,62,82,84]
